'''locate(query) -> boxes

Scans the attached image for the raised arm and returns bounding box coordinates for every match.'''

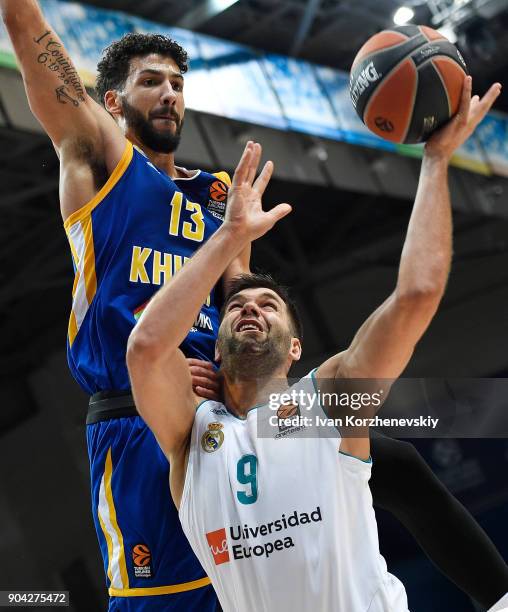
[126,142,290,503]
[317,77,501,458]
[224,244,251,286]
[1,0,125,217]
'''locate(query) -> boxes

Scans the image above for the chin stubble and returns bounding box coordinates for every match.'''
[121,98,183,153]
[219,332,291,381]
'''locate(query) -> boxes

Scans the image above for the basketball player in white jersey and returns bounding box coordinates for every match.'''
[127,76,501,611]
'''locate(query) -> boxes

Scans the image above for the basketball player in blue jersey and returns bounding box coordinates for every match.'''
[3,1,508,610]
[1,2,247,610]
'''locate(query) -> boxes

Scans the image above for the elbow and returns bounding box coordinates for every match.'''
[395,283,445,310]
[397,258,449,307]
[126,329,168,372]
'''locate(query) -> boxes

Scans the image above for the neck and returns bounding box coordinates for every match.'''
[126,133,186,179]
[222,368,289,419]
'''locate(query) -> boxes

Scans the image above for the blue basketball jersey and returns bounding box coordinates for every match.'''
[64,140,230,394]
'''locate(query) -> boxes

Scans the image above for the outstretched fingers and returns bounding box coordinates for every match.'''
[267,203,292,226]
[246,143,262,186]
[253,160,274,196]
[471,82,502,124]
[233,141,254,186]
[455,75,472,128]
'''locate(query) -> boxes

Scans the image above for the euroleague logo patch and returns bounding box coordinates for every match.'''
[132,544,152,578]
[207,179,228,219]
[276,403,299,420]
[210,179,228,202]
[275,402,302,435]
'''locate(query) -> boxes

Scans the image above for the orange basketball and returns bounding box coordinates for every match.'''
[210,180,228,202]
[350,25,467,144]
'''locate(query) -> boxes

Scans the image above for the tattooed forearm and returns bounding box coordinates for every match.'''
[33,30,85,105]
[55,85,79,106]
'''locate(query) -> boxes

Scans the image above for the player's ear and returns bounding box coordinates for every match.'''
[289,337,302,362]
[214,342,222,364]
[104,90,123,117]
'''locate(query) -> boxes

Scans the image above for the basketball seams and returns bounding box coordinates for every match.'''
[363,58,418,142]
[351,31,410,68]
[430,55,466,117]
[352,26,467,144]
[430,59,452,116]
[418,26,430,42]
[402,67,420,143]
[415,52,466,72]
[383,30,411,38]
[420,25,448,42]
[418,25,447,43]
[403,60,451,143]
[352,36,426,72]
[362,51,419,121]
[362,51,464,138]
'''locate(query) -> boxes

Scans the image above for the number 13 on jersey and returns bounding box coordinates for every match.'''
[169,191,205,242]
[237,455,258,505]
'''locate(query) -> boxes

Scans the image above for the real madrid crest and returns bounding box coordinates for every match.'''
[201,422,225,453]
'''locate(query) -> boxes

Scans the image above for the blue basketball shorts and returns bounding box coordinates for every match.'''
[86,414,217,611]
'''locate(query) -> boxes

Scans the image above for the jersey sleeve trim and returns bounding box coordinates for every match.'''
[339,450,373,464]
[63,139,134,230]
[66,214,98,346]
[310,368,329,417]
[196,399,210,413]
[212,171,232,186]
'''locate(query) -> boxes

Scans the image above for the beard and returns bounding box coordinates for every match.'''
[121,98,183,153]
[217,328,291,382]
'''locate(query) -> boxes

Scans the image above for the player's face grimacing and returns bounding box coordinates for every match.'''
[216,287,302,379]
[119,54,185,153]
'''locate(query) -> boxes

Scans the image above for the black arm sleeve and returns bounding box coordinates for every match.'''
[370,435,508,609]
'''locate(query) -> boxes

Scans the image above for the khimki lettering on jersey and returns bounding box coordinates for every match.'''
[65,140,231,393]
[133,297,213,333]
[206,506,323,566]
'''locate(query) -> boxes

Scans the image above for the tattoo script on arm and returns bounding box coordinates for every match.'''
[33,30,86,107]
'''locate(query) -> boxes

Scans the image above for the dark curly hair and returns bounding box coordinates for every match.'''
[95,33,189,106]
[222,273,303,340]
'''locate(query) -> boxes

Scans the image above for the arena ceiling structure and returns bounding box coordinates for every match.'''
[80,0,508,112]
[2,0,508,384]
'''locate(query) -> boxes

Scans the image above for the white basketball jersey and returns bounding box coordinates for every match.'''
[179,373,409,612]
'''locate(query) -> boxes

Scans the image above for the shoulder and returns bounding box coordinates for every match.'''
[195,399,229,420]
[193,400,229,451]
[211,171,232,187]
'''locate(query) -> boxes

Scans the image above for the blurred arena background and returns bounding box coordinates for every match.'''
[1,0,508,610]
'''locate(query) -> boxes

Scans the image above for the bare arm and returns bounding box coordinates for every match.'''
[1,0,125,218]
[127,142,290,502]
[222,167,251,289]
[183,247,250,403]
[126,224,247,505]
[317,77,501,459]
[323,153,452,382]
[127,225,248,471]
[223,244,251,288]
